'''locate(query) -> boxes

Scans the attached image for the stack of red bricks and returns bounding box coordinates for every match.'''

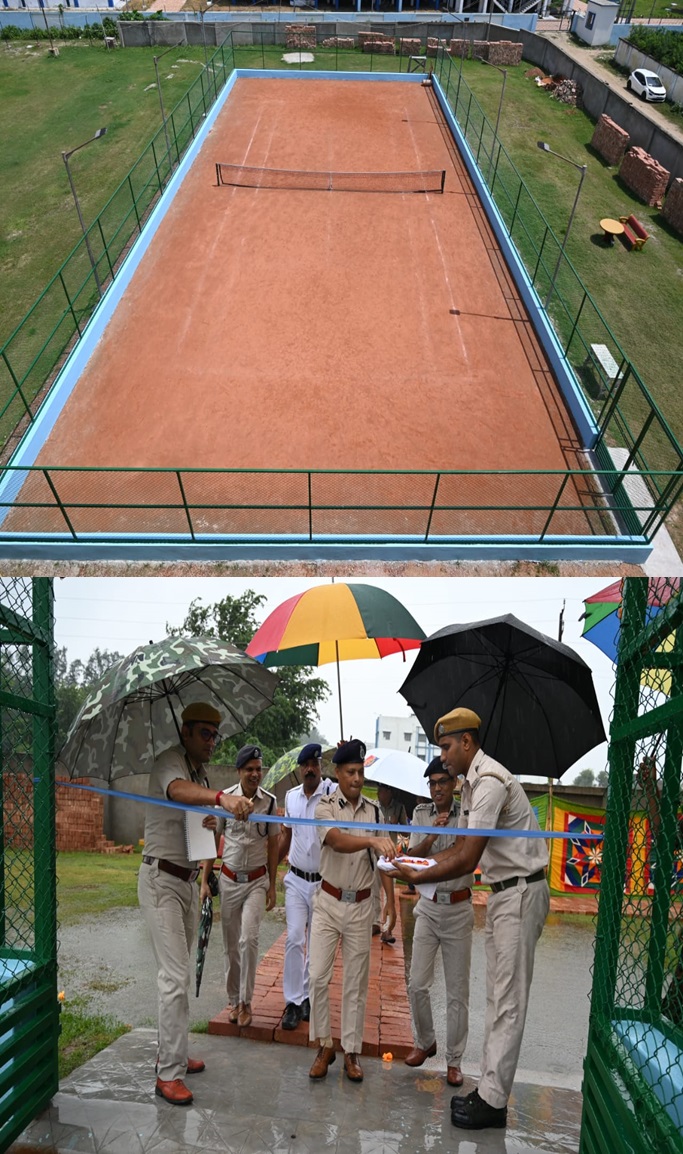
[3,772,34,850]
[321,37,355,49]
[427,37,448,57]
[209,897,413,1058]
[663,177,683,234]
[487,40,523,66]
[619,146,670,207]
[285,25,316,50]
[55,776,130,853]
[399,38,422,56]
[358,31,395,55]
[591,114,630,166]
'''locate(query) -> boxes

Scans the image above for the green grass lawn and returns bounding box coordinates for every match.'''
[56,850,141,924]
[1,40,682,539]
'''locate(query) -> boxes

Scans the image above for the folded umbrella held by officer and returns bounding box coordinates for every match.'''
[392,707,549,1132]
[138,702,253,1108]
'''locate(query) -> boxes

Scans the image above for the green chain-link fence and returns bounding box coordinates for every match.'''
[0,578,57,1153]
[581,577,683,1154]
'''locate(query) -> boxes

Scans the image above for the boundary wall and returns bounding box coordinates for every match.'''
[614,35,683,107]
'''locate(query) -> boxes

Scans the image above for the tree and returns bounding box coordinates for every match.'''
[167,593,330,766]
[596,770,609,789]
[573,769,596,787]
[54,645,124,753]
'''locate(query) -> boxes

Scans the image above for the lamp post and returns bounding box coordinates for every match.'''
[197,1,214,99]
[474,54,507,183]
[62,127,108,298]
[153,42,182,175]
[537,140,587,310]
[40,1,57,55]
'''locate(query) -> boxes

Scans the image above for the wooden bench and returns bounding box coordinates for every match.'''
[585,343,623,397]
[619,213,649,251]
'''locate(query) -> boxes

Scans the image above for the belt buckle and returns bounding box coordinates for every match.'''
[340,889,356,903]
[235,871,249,884]
[436,892,450,905]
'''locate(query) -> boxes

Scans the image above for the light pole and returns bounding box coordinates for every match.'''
[62,127,108,298]
[40,1,57,55]
[153,42,182,175]
[197,1,213,100]
[474,54,507,183]
[537,140,587,310]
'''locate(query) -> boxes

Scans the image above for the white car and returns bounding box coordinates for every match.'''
[627,69,667,102]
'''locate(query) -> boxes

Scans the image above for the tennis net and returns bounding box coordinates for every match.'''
[215,163,446,194]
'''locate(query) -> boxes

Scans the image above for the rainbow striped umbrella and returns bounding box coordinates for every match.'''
[246,583,426,738]
[581,579,679,664]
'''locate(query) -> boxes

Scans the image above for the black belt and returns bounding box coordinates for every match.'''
[142,856,199,884]
[490,868,546,895]
[290,866,322,883]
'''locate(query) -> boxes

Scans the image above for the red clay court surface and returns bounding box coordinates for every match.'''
[11,77,600,539]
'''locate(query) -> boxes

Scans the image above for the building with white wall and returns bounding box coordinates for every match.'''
[374,713,437,763]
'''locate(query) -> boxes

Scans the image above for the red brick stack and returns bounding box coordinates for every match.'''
[591,115,630,166]
[663,178,683,235]
[55,777,119,852]
[3,772,34,850]
[321,36,355,49]
[619,147,670,207]
[488,40,523,66]
[285,24,316,50]
[361,38,396,55]
[399,38,422,56]
[426,37,448,57]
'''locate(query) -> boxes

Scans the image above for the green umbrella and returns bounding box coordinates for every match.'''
[262,744,335,793]
[58,636,279,781]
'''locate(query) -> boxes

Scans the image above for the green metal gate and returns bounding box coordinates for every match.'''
[0,578,57,1153]
[581,577,683,1154]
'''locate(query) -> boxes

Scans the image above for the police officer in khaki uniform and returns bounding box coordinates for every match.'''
[394,708,549,1132]
[404,757,473,1089]
[139,703,252,1107]
[307,740,397,1083]
[371,783,409,941]
[204,744,279,1030]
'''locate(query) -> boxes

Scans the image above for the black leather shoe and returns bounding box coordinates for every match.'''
[300,997,310,1022]
[451,1089,507,1130]
[282,1002,301,1031]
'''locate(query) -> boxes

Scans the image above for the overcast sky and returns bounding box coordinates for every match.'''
[53,576,618,782]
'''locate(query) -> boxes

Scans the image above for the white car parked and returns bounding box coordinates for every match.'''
[627,69,667,103]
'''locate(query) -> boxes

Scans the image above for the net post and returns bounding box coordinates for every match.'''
[440,169,445,194]
[215,162,221,187]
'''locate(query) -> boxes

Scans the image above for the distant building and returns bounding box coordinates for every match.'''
[374,713,438,763]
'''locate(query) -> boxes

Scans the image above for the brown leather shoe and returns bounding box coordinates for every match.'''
[237,1003,252,1028]
[186,1057,205,1075]
[404,1041,437,1067]
[155,1078,193,1106]
[447,1066,464,1087]
[343,1052,364,1082]
[309,1045,336,1079]
[228,1003,240,1024]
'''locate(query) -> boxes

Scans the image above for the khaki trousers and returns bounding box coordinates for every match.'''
[138,861,198,1082]
[408,895,473,1066]
[308,888,373,1054]
[219,872,267,1006]
[479,879,550,1109]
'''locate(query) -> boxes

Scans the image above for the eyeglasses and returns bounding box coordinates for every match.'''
[196,727,221,745]
[429,778,452,789]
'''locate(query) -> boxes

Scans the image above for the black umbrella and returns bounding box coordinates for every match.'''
[399,614,606,779]
[196,896,214,997]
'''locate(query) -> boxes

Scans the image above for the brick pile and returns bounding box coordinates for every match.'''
[449,38,470,59]
[55,776,120,852]
[619,146,670,207]
[662,177,683,234]
[398,38,422,56]
[426,37,448,57]
[285,24,316,50]
[591,114,630,166]
[362,39,396,55]
[553,78,581,106]
[3,772,34,850]
[357,31,379,48]
[321,36,355,49]
[488,40,523,66]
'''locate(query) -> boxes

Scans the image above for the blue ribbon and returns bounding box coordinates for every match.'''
[54,779,603,841]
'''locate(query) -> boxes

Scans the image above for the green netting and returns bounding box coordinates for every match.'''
[580,577,683,1154]
[0,578,58,1152]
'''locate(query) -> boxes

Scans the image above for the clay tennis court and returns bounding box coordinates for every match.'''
[8,77,602,539]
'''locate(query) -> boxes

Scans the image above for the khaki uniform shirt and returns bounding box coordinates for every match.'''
[316,790,380,892]
[143,743,207,867]
[461,750,548,885]
[409,801,473,894]
[380,798,409,844]
[218,783,279,872]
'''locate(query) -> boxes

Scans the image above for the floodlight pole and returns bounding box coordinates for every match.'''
[154,42,182,175]
[61,127,108,298]
[40,1,56,55]
[474,55,507,182]
[198,2,213,99]
[537,141,587,311]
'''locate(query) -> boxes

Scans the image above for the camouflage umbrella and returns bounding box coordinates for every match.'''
[58,637,279,781]
[261,744,336,793]
[196,895,213,997]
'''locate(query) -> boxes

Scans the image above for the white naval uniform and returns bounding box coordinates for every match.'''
[137,744,204,1082]
[282,777,335,1008]
[462,749,550,1109]
[217,783,279,1007]
[408,801,473,1068]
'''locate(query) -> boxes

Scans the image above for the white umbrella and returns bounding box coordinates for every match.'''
[363,748,431,801]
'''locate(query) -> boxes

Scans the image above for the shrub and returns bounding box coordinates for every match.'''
[628,28,683,75]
